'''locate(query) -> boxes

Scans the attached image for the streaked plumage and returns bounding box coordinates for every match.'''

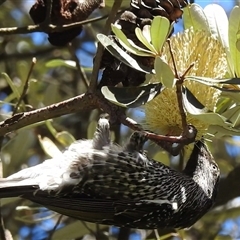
[0,118,219,229]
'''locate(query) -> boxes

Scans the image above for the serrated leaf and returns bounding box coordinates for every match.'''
[229,6,240,77]
[97,34,153,73]
[150,16,170,53]
[101,83,164,108]
[154,57,175,88]
[111,24,153,56]
[135,27,157,53]
[38,136,62,158]
[182,86,231,127]
[183,3,209,32]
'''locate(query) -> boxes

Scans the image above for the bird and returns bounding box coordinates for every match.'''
[0,118,220,229]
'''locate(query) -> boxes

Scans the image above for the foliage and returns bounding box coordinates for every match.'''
[1,1,240,240]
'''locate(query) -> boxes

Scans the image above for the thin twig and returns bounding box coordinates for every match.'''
[12,58,36,115]
[0,15,109,35]
[89,0,123,91]
[47,215,63,240]
[167,39,188,135]
[167,39,179,79]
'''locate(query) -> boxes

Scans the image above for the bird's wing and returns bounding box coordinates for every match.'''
[24,191,173,229]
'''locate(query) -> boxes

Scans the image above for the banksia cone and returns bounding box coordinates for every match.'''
[0,118,220,229]
[131,0,188,22]
[29,0,104,46]
[99,0,188,87]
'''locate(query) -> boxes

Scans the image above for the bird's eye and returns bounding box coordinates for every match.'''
[211,163,218,171]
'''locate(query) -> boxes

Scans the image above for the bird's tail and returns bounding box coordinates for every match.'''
[92,118,111,150]
[0,179,38,198]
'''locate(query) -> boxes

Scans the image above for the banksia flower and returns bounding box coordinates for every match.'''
[0,118,219,229]
[144,29,228,156]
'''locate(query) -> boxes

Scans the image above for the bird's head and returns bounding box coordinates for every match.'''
[183,140,220,199]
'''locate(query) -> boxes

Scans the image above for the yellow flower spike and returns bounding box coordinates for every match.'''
[143,28,228,159]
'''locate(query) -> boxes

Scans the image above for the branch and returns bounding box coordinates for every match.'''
[89,0,123,91]
[0,92,131,136]
[0,93,93,136]
[0,15,109,35]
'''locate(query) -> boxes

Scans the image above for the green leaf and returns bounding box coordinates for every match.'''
[222,105,240,127]
[229,6,240,77]
[38,136,62,158]
[221,90,240,102]
[154,57,175,88]
[204,4,228,45]
[97,34,153,73]
[208,125,240,138]
[204,4,233,75]
[150,16,170,53]
[183,3,209,32]
[135,27,157,53]
[237,29,240,51]
[1,73,21,99]
[111,24,154,56]
[186,76,240,86]
[45,59,92,72]
[46,59,77,69]
[182,86,231,126]
[101,83,164,108]
[87,120,97,139]
[56,131,75,147]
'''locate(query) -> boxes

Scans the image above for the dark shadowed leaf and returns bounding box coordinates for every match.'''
[182,86,207,114]
[97,34,154,74]
[101,83,164,108]
[182,86,231,126]
[186,76,240,86]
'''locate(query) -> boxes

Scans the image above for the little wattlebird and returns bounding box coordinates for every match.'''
[0,118,220,229]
